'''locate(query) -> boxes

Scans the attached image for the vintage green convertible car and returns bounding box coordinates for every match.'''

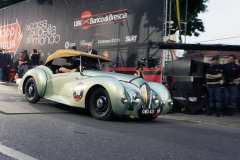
[18,50,173,120]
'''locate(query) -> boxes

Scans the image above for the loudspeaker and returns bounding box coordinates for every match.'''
[164,59,209,77]
[171,77,207,114]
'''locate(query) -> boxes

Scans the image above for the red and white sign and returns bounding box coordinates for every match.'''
[0,19,22,52]
[74,9,128,30]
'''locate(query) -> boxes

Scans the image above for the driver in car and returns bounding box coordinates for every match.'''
[59,57,79,73]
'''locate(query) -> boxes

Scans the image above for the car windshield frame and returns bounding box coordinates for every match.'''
[45,50,112,74]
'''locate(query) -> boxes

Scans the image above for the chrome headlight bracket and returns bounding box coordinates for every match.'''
[121,94,128,104]
[152,93,160,107]
[168,99,174,106]
[130,92,141,107]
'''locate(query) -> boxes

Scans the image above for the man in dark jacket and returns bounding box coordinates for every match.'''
[206,57,223,117]
[29,49,40,68]
[86,44,98,55]
[222,54,240,116]
[1,49,11,82]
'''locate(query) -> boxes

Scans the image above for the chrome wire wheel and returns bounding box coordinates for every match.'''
[96,96,108,112]
[89,88,113,120]
[27,83,36,98]
[24,78,41,103]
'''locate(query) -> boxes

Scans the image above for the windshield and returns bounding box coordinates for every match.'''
[46,55,109,74]
[81,56,101,71]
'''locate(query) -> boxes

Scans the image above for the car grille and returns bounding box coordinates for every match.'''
[139,84,152,109]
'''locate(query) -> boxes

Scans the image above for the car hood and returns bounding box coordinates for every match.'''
[82,70,145,87]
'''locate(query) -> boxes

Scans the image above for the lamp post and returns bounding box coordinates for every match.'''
[184,0,188,43]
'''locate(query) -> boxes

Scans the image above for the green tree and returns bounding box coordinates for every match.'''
[0,0,25,9]
[170,0,209,37]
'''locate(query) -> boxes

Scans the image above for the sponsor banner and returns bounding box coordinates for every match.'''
[25,20,61,46]
[79,39,94,46]
[0,19,22,53]
[65,41,76,49]
[74,9,128,30]
[98,38,120,44]
[125,35,138,42]
[0,0,164,83]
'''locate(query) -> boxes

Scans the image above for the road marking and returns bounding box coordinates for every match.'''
[0,143,38,160]
[0,97,24,100]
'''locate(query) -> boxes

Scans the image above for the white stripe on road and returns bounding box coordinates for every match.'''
[0,143,38,160]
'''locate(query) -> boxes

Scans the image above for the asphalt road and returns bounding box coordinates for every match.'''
[0,83,240,160]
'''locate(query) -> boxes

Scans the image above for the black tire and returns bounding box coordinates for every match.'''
[24,78,41,103]
[139,115,158,121]
[89,88,113,120]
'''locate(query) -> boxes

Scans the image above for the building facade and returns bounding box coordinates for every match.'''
[188,51,240,64]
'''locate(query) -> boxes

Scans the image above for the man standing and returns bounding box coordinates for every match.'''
[86,44,98,55]
[29,49,40,68]
[72,46,77,51]
[1,49,11,82]
[206,57,223,117]
[238,60,240,112]
[222,54,240,116]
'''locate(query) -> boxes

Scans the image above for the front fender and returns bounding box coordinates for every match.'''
[82,76,127,115]
[147,82,172,114]
[18,68,47,97]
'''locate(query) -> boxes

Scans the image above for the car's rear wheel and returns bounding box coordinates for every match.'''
[24,78,41,103]
[139,115,158,121]
[89,88,113,120]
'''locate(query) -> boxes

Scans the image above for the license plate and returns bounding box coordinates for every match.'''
[142,108,161,114]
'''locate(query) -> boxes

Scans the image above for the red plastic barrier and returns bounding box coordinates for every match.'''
[9,68,17,82]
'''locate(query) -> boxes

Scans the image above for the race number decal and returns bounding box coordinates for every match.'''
[73,82,84,101]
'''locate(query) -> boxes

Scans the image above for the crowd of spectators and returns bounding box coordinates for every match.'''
[0,48,40,81]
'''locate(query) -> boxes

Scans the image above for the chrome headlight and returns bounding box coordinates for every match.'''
[168,99,174,106]
[130,92,141,106]
[121,95,128,103]
[159,100,165,107]
[121,91,129,104]
[152,93,159,106]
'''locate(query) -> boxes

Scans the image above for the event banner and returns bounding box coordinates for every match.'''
[0,0,165,77]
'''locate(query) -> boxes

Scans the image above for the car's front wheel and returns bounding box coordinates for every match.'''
[24,78,41,103]
[89,88,113,120]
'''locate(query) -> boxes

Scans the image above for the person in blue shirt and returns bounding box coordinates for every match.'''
[206,57,223,117]
[222,54,240,116]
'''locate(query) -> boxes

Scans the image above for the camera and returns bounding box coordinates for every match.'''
[137,57,160,69]
[137,58,147,67]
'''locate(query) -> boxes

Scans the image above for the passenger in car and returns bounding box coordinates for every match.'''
[59,57,79,73]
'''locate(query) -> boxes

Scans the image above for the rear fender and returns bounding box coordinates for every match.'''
[19,68,47,97]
